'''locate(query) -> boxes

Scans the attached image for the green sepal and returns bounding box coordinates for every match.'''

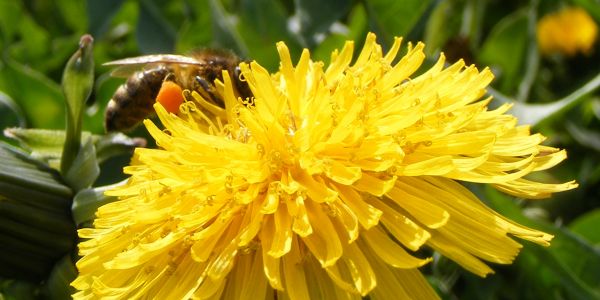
[41,254,77,300]
[5,128,146,168]
[95,132,146,164]
[72,181,123,226]
[4,128,91,169]
[0,141,72,210]
[0,198,75,235]
[0,278,38,299]
[0,245,54,281]
[63,137,99,192]
[0,217,73,253]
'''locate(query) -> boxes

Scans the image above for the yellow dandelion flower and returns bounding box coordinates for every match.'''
[537,7,599,56]
[72,33,577,299]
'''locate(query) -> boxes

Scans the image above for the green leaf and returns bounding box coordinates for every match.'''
[525,232,600,300]
[60,34,94,177]
[461,0,486,46]
[16,13,51,61]
[484,187,600,299]
[208,0,249,57]
[236,0,299,70]
[364,0,432,47]
[423,0,462,55]
[292,0,351,48]
[175,0,212,53]
[0,0,23,43]
[566,122,600,152]
[592,98,600,121]
[0,59,63,129]
[569,209,600,245]
[64,137,99,192]
[86,0,126,37]
[176,21,212,54]
[515,0,540,102]
[136,0,176,54]
[312,4,368,63]
[55,0,88,32]
[478,9,528,94]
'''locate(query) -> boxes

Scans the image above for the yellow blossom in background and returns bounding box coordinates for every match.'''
[72,33,577,299]
[537,7,598,56]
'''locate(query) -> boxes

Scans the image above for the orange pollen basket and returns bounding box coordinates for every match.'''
[156,81,184,114]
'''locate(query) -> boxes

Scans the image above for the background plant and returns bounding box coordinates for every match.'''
[0,0,598,299]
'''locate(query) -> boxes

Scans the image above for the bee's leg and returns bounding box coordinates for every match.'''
[164,72,177,82]
[233,66,253,104]
[195,76,225,107]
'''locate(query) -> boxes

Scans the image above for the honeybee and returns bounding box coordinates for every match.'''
[103,49,252,132]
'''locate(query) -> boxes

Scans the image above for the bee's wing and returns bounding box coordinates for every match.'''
[104,54,207,78]
[107,65,143,78]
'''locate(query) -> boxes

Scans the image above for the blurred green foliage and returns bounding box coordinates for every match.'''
[0,0,599,299]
